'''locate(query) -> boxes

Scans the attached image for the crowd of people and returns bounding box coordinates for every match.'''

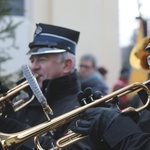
[0,23,150,150]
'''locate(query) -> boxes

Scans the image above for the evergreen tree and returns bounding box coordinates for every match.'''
[0,0,23,87]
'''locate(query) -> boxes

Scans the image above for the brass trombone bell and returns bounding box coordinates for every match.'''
[129,36,150,72]
[0,80,150,150]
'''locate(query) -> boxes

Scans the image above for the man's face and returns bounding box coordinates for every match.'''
[79,60,95,78]
[30,54,65,88]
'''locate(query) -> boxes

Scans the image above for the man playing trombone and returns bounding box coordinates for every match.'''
[0,23,97,149]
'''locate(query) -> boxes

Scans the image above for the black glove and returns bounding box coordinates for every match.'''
[0,81,9,93]
[122,110,140,123]
[71,105,121,144]
[0,117,27,133]
[39,135,57,150]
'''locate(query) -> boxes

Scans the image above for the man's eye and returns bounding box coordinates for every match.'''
[30,59,34,63]
[39,58,47,61]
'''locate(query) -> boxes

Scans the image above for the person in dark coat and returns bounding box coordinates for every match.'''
[78,54,109,95]
[0,23,96,150]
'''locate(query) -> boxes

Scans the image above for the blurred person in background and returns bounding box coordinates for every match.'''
[78,54,109,95]
[112,67,130,109]
[112,67,130,92]
[112,67,140,110]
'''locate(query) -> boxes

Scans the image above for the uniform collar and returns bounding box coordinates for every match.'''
[42,70,81,101]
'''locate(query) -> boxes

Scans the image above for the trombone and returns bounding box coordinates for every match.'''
[0,74,38,113]
[0,80,150,150]
[56,80,150,149]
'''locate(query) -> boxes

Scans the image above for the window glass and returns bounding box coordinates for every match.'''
[1,0,24,16]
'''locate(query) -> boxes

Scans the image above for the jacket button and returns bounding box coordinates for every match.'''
[25,119,29,123]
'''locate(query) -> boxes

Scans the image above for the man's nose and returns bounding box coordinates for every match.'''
[30,61,41,71]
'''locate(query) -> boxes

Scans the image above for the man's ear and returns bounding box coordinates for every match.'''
[63,59,73,73]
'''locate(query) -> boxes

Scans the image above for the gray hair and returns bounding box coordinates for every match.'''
[80,54,97,68]
[56,52,76,72]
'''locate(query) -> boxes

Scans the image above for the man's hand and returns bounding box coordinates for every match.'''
[0,81,9,93]
[71,106,121,143]
[0,117,27,133]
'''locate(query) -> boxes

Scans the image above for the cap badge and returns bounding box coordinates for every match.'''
[35,25,42,35]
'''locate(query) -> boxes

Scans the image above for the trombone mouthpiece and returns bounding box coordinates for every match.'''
[34,73,39,79]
